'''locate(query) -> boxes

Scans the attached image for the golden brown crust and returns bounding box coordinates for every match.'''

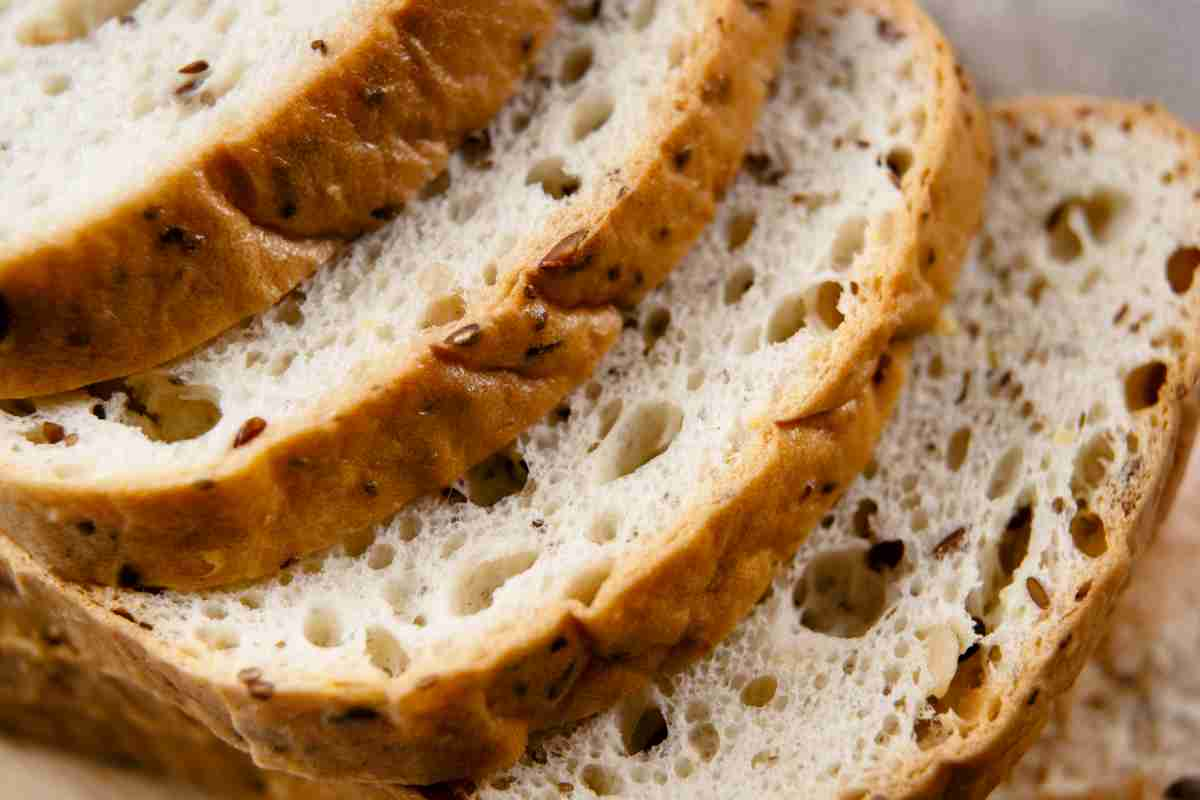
[0,0,560,399]
[0,0,791,590]
[877,97,1200,800]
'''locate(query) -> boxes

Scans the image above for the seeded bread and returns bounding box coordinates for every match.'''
[0,0,988,785]
[995,401,1200,800]
[440,97,1200,799]
[0,597,412,800]
[0,0,562,398]
[0,0,790,590]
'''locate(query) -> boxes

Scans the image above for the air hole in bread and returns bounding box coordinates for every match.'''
[736,325,762,355]
[766,293,807,344]
[582,764,623,796]
[196,624,239,651]
[1080,189,1129,242]
[98,374,222,444]
[303,608,343,648]
[724,266,756,305]
[689,722,721,762]
[1071,432,1114,500]
[686,369,706,391]
[1167,246,1200,294]
[419,293,467,330]
[631,0,657,30]
[586,512,620,544]
[1045,203,1083,263]
[364,627,408,678]
[526,157,582,199]
[984,502,1033,617]
[986,447,1024,500]
[933,635,990,722]
[794,549,888,638]
[831,216,868,271]
[852,499,878,539]
[643,308,672,353]
[1124,361,1168,412]
[740,675,779,707]
[454,551,538,615]
[1070,508,1108,558]
[572,91,615,142]
[42,74,71,96]
[885,147,913,181]
[726,211,757,251]
[16,0,143,45]
[946,427,971,471]
[560,44,594,85]
[202,603,226,621]
[481,263,498,287]
[463,448,529,507]
[622,701,669,755]
[597,398,624,440]
[597,401,683,483]
[816,281,846,329]
[367,543,395,571]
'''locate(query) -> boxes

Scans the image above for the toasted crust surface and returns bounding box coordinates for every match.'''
[0,0,561,399]
[0,0,791,590]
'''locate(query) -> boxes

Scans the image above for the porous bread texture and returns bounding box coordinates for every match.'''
[0,0,790,589]
[0,0,988,785]
[996,403,1200,800]
[0,0,560,397]
[0,598,413,800]
[455,99,1200,799]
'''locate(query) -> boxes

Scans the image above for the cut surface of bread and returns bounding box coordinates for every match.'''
[436,98,1197,799]
[0,0,790,589]
[0,0,987,785]
[996,402,1200,800]
[0,0,560,397]
[0,603,411,800]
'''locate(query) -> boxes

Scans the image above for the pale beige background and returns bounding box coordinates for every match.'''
[6,2,1200,797]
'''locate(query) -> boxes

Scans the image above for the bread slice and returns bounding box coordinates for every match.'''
[453,98,1199,799]
[996,402,1199,800]
[0,0,791,589]
[0,600,408,800]
[0,0,989,785]
[0,0,563,398]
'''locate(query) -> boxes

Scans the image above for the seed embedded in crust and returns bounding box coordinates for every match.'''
[311,39,328,55]
[933,527,968,558]
[363,479,379,497]
[539,230,590,271]
[41,422,66,444]
[233,418,268,448]
[445,324,482,347]
[1026,577,1050,609]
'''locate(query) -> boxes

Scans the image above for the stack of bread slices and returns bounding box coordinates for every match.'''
[0,1,1196,798]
